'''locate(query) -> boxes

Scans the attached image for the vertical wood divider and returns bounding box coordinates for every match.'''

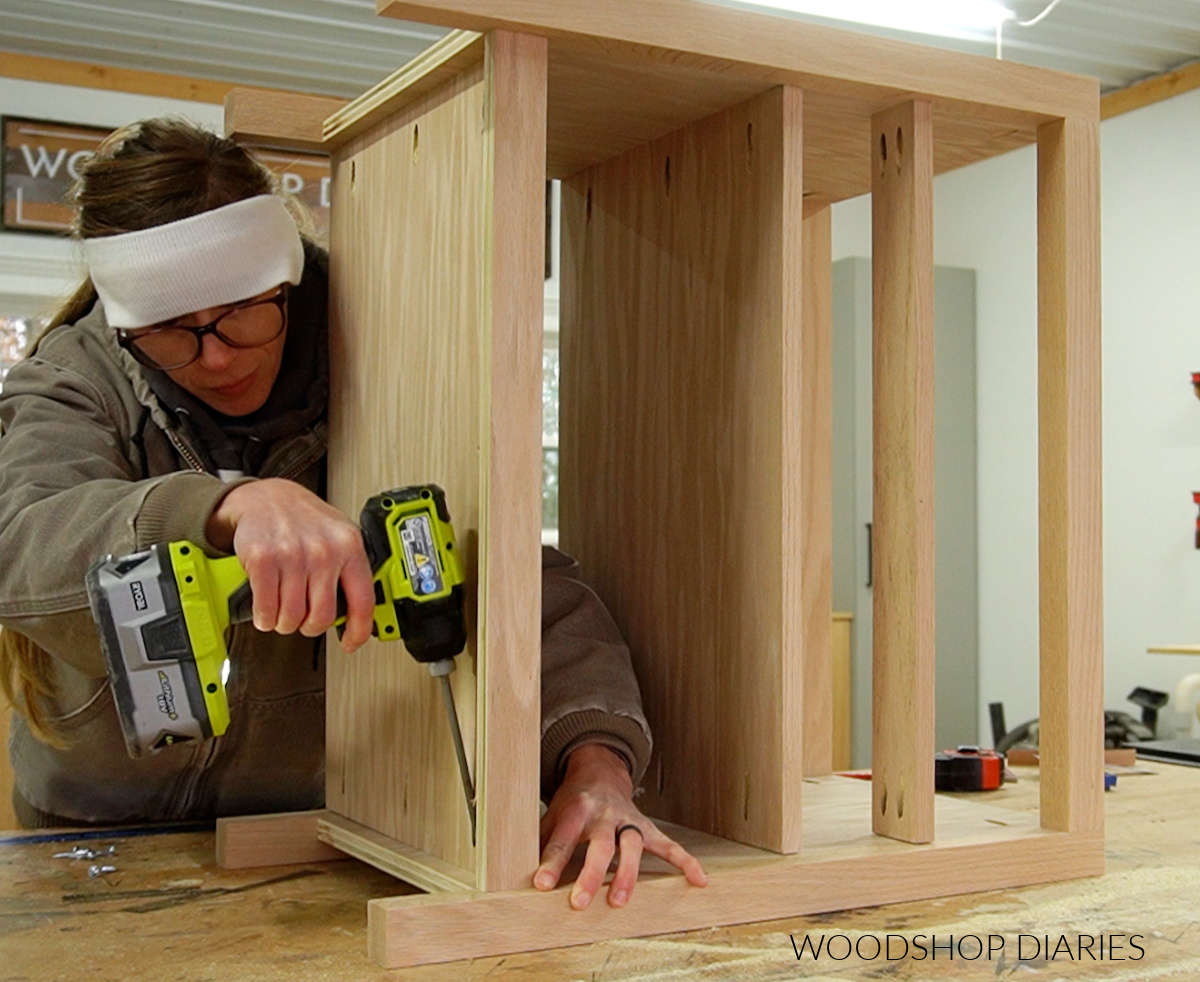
[870,99,936,844]
[1036,116,1104,835]
[801,202,834,778]
[559,86,805,852]
[477,29,548,891]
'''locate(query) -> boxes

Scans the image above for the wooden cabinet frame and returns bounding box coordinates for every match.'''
[223,1,1102,967]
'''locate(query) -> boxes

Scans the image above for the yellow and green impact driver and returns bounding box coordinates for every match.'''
[85,484,477,834]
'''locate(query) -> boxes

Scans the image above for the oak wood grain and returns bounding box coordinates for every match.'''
[870,100,936,846]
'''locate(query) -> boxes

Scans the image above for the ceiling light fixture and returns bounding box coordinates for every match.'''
[721,0,1015,40]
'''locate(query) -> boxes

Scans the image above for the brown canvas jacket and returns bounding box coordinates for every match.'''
[0,263,649,825]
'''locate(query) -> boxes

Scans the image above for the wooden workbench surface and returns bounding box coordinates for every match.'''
[3,764,1197,981]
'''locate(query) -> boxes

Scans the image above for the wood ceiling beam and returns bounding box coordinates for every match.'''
[0,50,328,106]
[1101,58,1200,119]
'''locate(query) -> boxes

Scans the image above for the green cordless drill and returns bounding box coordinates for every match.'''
[85,484,477,836]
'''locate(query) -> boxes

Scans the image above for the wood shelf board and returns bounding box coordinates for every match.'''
[322,30,485,149]
[364,777,1100,967]
[377,0,1096,201]
[224,88,348,153]
[317,812,475,894]
[542,40,1044,199]
[378,0,1095,119]
[661,775,1053,870]
[215,810,347,869]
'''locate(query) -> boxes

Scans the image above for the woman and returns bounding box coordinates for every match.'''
[0,117,704,909]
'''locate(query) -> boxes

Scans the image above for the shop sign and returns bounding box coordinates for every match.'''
[2,116,330,236]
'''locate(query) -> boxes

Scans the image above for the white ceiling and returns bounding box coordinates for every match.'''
[2,0,1200,98]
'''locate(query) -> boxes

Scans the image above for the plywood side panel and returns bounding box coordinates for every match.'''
[560,87,805,853]
[801,204,833,779]
[870,100,936,845]
[317,812,475,892]
[325,63,489,877]
[1036,117,1104,835]
[473,29,548,893]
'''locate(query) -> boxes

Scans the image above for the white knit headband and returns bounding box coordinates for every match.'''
[82,195,304,329]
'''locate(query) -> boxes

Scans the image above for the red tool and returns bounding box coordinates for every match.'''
[934,745,1003,791]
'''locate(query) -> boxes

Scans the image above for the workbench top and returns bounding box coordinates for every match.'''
[3,764,1197,981]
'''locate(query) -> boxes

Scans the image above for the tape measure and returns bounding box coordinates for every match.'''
[934,745,1004,791]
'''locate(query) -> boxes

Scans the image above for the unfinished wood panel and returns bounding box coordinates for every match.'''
[368,775,1102,968]
[473,29,548,892]
[379,1,1097,122]
[538,41,1041,200]
[1037,116,1104,836]
[215,811,345,869]
[871,99,936,845]
[317,812,474,892]
[323,31,484,148]
[326,63,486,878]
[223,88,348,152]
[802,203,833,778]
[540,42,1048,199]
[372,7,1095,203]
[560,86,804,853]
[325,32,545,889]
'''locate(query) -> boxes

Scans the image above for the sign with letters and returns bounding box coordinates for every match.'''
[1,116,330,236]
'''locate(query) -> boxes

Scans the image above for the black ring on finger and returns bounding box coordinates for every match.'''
[615,823,644,847]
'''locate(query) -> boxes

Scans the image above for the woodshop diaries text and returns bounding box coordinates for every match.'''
[790,933,1147,962]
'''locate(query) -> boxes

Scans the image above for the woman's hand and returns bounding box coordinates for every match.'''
[206,478,376,651]
[534,744,707,909]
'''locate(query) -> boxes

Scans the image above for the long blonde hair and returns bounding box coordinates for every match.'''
[1,117,279,742]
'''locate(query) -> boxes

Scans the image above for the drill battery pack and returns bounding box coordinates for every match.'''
[934,745,1004,792]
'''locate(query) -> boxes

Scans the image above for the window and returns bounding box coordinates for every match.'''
[542,181,562,544]
[0,315,33,390]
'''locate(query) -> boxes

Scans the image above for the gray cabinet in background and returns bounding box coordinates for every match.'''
[832,257,979,767]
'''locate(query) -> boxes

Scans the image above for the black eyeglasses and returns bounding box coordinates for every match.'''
[118,287,289,371]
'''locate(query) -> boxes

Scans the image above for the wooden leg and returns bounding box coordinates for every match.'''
[1036,116,1104,835]
[870,99,936,844]
[476,27,550,893]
